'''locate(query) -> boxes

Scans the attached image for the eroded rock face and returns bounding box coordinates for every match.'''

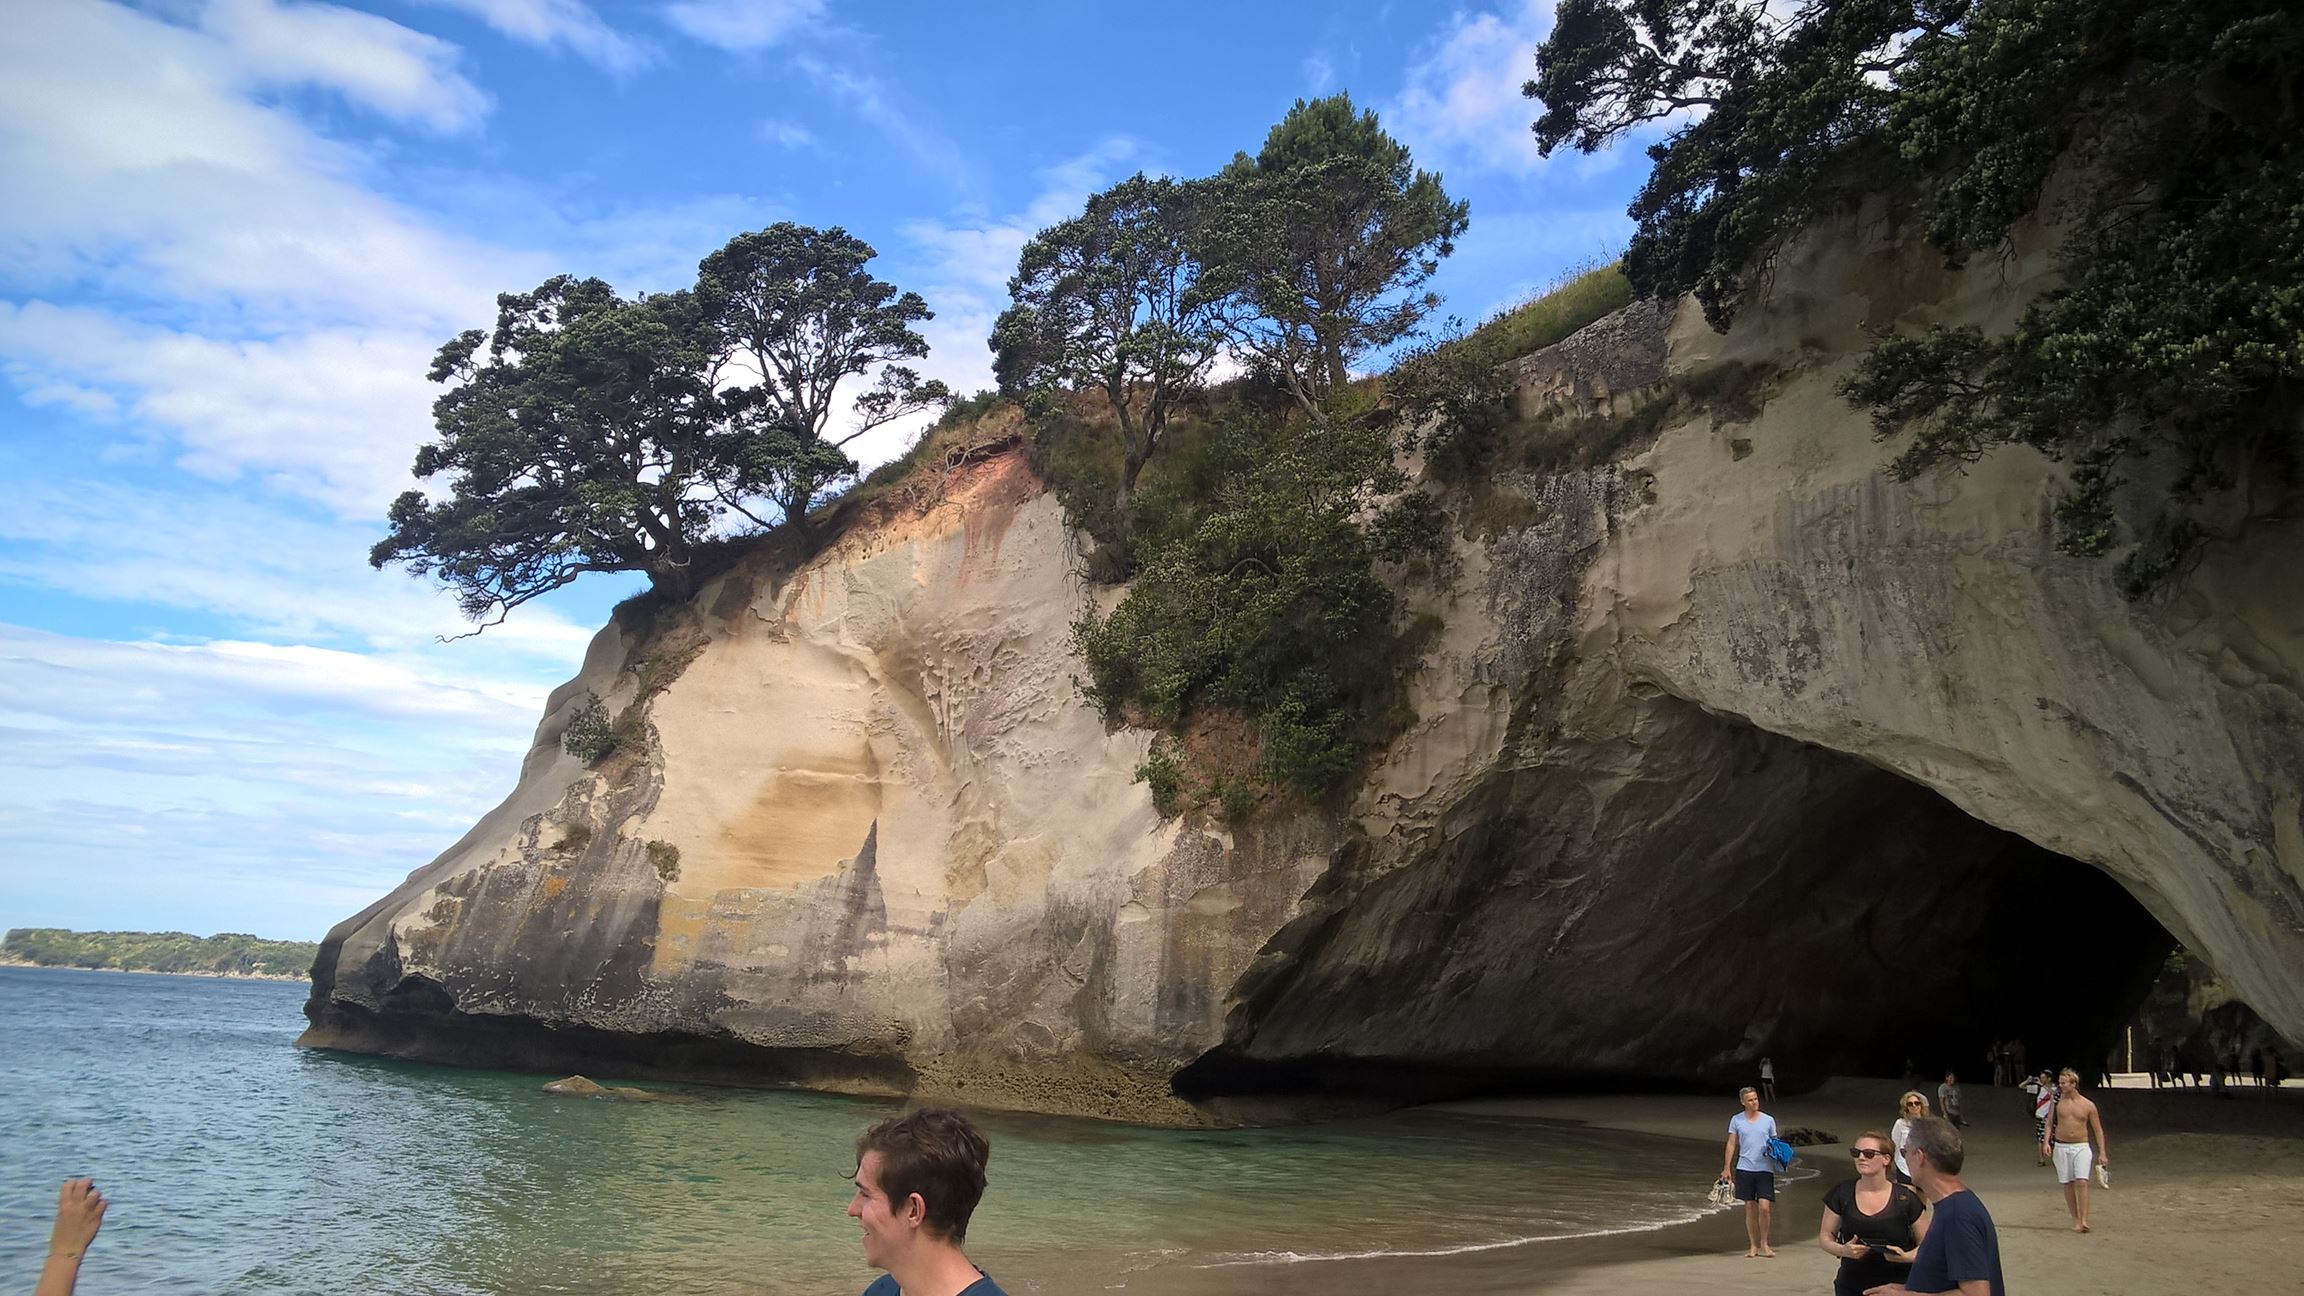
[302,450,1342,1121]
[304,202,2304,1117]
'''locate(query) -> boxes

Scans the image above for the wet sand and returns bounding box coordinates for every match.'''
[1109,1076,2303,1294]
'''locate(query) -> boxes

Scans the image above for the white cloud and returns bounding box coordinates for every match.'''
[1389,1,1557,176]
[0,625,547,728]
[418,0,652,72]
[0,467,605,661]
[793,54,973,192]
[663,0,825,51]
[0,1,522,329]
[0,302,440,514]
[1303,52,1337,94]
[200,0,493,132]
[0,622,558,939]
[759,117,818,150]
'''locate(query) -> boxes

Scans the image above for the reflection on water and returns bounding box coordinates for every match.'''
[0,968,1711,1294]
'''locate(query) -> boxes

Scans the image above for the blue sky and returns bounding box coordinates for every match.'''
[0,0,1647,941]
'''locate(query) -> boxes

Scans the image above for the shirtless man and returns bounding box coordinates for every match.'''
[2040,1067,2110,1232]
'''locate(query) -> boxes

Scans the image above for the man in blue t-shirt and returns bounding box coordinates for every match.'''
[1717,1085,1780,1258]
[1863,1115,2005,1296]
[849,1108,1008,1296]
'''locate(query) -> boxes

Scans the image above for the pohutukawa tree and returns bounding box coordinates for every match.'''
[375,225,949,626]
[1530,0,2304,594]
[695,223,947,532]
[1204,93,1468,413]
[991,173,1229,521]
[371,276,718,629]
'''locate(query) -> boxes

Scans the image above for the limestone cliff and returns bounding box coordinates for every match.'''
[303,202,2304,1119]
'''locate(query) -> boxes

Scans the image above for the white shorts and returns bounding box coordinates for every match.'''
[2053,1141,2095,1183]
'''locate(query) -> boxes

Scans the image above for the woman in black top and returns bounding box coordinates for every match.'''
[1816,1130,1929,1296]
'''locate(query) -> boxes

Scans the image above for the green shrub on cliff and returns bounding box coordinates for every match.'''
[562,692,616,763]
[1529,0,2304,592]
[1072,409,1443,799]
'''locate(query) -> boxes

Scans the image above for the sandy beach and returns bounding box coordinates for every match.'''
[1436,1076,2304,1295]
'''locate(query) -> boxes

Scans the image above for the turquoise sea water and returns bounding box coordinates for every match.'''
[0,967,1716,1294]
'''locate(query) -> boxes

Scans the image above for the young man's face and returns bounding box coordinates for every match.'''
[1741,1089,1761,1114]
[2059,1073,2078,1096]
[848,1150,908,1271]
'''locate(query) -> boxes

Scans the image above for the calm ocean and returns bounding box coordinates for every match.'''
[0,966,1714,1294]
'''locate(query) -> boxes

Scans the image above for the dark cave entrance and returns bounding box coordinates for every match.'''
[1174,700,2178,1107]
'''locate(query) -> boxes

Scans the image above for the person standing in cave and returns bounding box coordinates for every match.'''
[2043,1067,2110,1234]
[1760,1055,1779,1103]
[1719,1085,1780,1258]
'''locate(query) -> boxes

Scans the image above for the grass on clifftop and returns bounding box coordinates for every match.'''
[1455,263,1633,368]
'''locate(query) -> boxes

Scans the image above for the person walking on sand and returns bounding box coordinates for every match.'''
[2041,1067,2110,1233]
[1863,1116,2005,1296]
[850,1108,1007,1296]
[2028,1072,2056,1164]
[1718,1085,1780,1258]
[1819,1130,1929,1296]
[1937,1071,1965,1127]
[1892,1091,1930,1182]
[37,1178,107,1296]
[1760,1055,1778,1103]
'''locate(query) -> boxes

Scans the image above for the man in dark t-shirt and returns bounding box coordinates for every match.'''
[1862,1115,2005,1296]
[849,1108,1008,1296]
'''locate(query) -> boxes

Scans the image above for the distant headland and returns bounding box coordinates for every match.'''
[2,928,317,981]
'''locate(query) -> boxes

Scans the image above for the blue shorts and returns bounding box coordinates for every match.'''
[1733,1169,1776,1201]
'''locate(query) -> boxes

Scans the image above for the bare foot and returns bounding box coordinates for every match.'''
[1745,1248,1759,1258]
[1760,1246,1777,1257]
[2079,1224,2091,1234]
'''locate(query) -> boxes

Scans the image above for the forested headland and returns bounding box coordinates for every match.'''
[2,928,319,979]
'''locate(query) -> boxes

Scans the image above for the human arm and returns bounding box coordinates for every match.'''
[2089,1103,2109,1164]
[1722,1132,1738,1181]
[1819,1204,1872,1262]
[1878,1189,1928,1265]
[35,1178,106,1296]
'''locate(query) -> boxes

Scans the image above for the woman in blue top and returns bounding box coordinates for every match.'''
[1718,1085,1780,1257]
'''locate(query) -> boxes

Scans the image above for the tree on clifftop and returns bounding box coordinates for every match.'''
[1528,0,2304,594]
[376,227,951,626]
[991,174,1228,523]
[1203,94,1468,413]
[696,223,948,532]
[372,276,718,628]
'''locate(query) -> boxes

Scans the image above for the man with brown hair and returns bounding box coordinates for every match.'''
[849,1107,1007,1296]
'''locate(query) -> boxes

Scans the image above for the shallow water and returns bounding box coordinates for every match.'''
[0,967,1720,1293]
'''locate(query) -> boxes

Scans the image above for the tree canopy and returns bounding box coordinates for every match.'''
[375,226,947,625]
[696,223,947,529]
[991,174,1227,521]
[1530,0,2304,591]
[1207,94,1469,413]
[373,276,717,626]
